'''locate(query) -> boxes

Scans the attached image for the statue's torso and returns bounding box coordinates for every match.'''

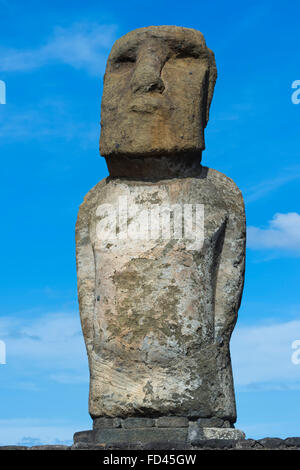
[78,168,243,418]
[90,178,227,363]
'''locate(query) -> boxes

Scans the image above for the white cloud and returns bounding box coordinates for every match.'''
[0,418,86,446]
[0,313,90,445]
[247,212,300,254]
[0,312,88,384]
[231,320,300,389]
[0,22,117,75]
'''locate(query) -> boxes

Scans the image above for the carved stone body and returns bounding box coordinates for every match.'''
[76,26,246,428]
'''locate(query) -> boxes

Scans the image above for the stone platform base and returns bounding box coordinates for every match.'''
[73,416,245,449]
[2,438,300,450]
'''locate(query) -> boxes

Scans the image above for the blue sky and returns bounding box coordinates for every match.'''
[0,0,299,445]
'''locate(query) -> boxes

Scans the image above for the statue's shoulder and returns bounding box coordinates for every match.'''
[76,178,108,225]
[204,167,241,194]
[205,166,243,198]
[201,167,245,214]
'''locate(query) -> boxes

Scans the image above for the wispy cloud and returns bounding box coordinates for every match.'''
[237,420,300,440]
[0,313,90,445]
[0,418,79,446]
[245,167,300,203]
[232,320,300,390]
[0,312,88,385]
[247,212,300,254]
[2,310,300,393]
[0,99,99,147]
[2,312,300,442]
[0,22,117,75]
[215,3,270,53]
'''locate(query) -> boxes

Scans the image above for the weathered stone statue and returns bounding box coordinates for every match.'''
[75,26,246,447]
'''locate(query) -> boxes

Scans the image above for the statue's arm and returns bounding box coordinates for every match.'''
[214,193,246,343]
[75,204,95,354]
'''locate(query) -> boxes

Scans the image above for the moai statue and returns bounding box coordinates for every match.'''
[75,26,246,446]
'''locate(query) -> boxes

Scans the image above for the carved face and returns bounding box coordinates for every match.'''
[100,26,217,157]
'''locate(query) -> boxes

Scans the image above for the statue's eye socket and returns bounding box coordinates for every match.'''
[113,56,136,70]
[119,55,135,63]
[175,51,200,60]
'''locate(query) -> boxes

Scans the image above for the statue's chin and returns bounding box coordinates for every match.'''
[100,120,205,160]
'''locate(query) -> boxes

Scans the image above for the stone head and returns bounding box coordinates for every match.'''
[100,25,217,163]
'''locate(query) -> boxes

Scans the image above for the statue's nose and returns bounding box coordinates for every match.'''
[130,42,167,94]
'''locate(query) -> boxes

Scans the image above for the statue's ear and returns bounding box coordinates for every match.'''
[205,49,217,127]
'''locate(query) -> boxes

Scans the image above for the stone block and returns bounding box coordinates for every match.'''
[73,430,94,444]
[156,417,189,428]
[93,417,121,429]
[93,427,188,445]
[197,417,228,428]
[122,418,154,428]
[189,422,245,442]
[258,438,284,449]
[284,437,300,447]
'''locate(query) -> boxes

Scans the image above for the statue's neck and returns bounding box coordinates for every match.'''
[104,152,203,180]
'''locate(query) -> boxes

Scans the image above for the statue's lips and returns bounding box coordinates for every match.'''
[129,97,169,114]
